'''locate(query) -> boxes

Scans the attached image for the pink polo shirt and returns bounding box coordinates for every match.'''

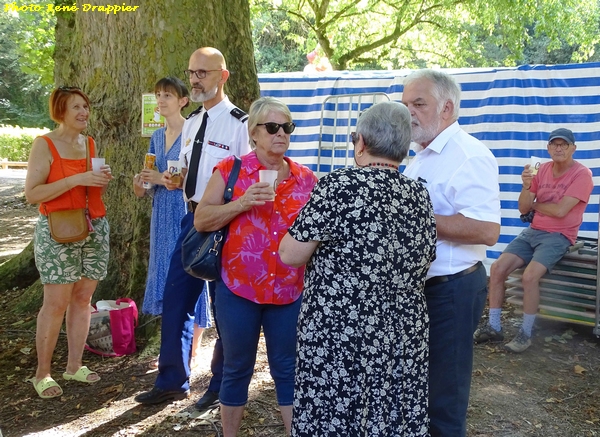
[531,161,593,244]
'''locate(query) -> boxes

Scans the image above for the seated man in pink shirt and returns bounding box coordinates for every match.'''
[475,128,593,353]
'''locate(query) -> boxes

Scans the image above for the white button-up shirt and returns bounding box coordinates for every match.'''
[403,122,501,277]
[180,96,251,203]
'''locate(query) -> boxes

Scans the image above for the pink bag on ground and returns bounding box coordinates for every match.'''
[85,298,138,357]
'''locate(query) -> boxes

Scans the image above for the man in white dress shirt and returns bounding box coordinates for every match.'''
[135,47,251,408]
[402,69,501,437]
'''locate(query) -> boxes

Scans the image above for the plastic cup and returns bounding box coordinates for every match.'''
[91,158,105,172]
[530,156,543,175]
[167,159,182,186]
[259,169,278,200]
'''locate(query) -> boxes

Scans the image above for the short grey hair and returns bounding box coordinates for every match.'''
[248,97,293,149]
[403,69,461,121]
[356,101,412,162]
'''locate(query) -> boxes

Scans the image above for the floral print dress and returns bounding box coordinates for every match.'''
[288,167,437,437]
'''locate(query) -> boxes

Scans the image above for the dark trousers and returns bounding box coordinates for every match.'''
[425,263,488,437]
[156,212,223,392]
[207,280,223,393]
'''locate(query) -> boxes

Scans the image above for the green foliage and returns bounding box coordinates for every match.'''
[4,0,55,86]
[0,0,54,127]
[260,0,600,70]
[0,126,48,161]
[251,0,311,72]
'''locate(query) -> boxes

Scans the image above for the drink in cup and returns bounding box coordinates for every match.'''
[259,169,278,201]
[91,157,105,172]
[167,159,182,186]
[143,153,156,189]
[530,156,542,176]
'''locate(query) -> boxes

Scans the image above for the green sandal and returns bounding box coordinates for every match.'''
[31,376,63,399]
[62,366,100,384]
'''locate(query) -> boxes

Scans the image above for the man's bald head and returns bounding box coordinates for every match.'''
[190,47,226,70]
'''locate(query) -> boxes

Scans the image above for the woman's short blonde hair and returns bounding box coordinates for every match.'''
[247,97,293,149]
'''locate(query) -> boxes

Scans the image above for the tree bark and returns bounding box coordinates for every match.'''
[36,0,259,308]
[0,241,38,291]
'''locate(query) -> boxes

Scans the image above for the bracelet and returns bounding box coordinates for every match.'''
[65,177,70,190]
[523,185,530,191]
[239,197,245,210]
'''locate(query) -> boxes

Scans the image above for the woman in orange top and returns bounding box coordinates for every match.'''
[194,97,317,436]
[24,87,112,399]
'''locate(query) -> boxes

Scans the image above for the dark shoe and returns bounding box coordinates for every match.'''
[134,386,189,405]
[504,329,532,353]
[473,324,504,343]
[194,390,219,412]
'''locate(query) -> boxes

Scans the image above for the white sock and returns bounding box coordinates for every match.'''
[522,313,536,337]
[489,308,502,331]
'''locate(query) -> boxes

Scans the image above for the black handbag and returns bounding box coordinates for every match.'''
[182,156,242,281]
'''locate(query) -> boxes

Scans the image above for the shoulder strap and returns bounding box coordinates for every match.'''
[186,106,203,120]
[230,107,248,123]
[223,157,242,204]
[87,136,96,160]
[40,135,61,161]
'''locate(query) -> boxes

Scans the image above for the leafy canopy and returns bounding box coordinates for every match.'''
[258,0,600,70]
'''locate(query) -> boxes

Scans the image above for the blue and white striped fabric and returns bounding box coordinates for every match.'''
[259,63,600,261]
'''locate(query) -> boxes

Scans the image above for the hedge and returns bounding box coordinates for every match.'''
[0,126,50,162]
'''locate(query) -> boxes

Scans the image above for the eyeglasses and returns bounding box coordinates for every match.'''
[183,69,223,79]
[548,142,572,150]
[350,132,359,146]
[257,122,296,135]
[58,86,81,91]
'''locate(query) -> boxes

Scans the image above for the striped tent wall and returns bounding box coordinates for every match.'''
[258,63,600,261]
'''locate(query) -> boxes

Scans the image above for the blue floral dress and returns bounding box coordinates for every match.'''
[142,128,186,315]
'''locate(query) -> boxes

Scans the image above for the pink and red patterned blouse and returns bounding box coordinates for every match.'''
[215,151,317,305]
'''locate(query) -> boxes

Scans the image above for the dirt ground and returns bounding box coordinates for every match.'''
[0,169,599,437]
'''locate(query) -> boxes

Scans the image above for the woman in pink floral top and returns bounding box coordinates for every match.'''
[194,97,317,437]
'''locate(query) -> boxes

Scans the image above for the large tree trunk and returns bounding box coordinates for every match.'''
[37,0,259,308]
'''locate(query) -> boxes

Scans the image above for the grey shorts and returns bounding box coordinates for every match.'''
[33,214,110,284]
[504,227,570,272]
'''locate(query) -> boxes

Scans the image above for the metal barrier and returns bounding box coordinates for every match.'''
[316,93,390,178]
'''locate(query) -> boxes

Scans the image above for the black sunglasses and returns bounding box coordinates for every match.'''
[257,122,296,135]
[58,86,81,91]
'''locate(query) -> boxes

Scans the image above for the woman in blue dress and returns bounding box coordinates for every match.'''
[134,77,211,367]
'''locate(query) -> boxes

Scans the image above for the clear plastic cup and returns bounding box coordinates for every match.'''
[530,156,542,175]
[167,159,182,186]
[259,169,278,200]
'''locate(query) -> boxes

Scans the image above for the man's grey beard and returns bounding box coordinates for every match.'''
[411,117,442,146]
[190,86,218,103]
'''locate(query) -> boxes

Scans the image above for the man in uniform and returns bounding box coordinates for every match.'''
[135,47,251,409]
[402,69,501,437]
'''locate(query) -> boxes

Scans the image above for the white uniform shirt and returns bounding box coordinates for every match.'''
[180,96,251,203]
[403,122,501,278]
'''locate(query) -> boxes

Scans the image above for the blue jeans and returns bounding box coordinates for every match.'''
[156,212,222,392]
[426,263,488,437]
[214,280,301,406]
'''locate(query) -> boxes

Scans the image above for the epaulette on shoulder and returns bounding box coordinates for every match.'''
[186,106,203,120]
[230,107,249,123]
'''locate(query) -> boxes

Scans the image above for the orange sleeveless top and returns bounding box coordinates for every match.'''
[38,136,107,219]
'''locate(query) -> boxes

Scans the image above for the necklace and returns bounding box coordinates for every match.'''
[366,162,399,170]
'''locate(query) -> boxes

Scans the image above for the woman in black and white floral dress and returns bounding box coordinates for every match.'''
[280,101,437,437]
